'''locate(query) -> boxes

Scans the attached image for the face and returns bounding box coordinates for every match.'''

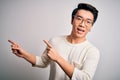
[71,9,94,39]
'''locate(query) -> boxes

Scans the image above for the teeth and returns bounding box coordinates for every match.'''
[82,30,84,32]
[77,28,84,32]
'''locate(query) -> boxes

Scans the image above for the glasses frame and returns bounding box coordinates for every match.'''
[74,15,93,27]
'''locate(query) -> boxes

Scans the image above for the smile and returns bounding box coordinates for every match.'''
[77,28,85,32]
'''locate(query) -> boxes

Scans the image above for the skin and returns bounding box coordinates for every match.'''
[8,9,94,79]
[68,9,93,44]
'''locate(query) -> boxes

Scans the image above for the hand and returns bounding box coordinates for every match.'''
[43,40,61,62]
[8,40,27,58]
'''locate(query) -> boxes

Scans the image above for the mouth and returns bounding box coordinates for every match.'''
[77,28,85,33]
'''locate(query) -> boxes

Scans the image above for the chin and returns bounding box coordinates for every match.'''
[72,31,86,38]
[74,34,84,38]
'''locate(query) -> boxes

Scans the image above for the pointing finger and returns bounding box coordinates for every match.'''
[8,40,17,45]
[43,40,52,48]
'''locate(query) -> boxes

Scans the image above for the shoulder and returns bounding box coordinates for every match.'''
[48,35,66,45]
[86,41,99,51]
[49,35,66,43]
[85,41,100,56]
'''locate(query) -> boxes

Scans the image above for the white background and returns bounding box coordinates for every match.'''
[0,0,120,80]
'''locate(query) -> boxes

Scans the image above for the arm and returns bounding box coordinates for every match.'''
[8,40,36,65]
[56,55,74,78]
[71,48,100,80]
[44,40,74,78]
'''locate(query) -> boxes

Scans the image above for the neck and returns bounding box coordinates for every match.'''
[67,35,86,44]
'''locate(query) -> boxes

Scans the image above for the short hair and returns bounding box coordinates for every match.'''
[72,3,98,24]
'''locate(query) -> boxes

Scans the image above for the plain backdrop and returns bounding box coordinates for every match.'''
[0,0,120,80]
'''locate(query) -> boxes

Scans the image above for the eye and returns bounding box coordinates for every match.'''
[77,16,82,20]
[86,20,92,24]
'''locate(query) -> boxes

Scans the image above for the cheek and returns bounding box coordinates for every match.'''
[72,24,78,31]
[87,26,92,32]
[72,23,79,30]
[71,22,76,30]
[72,20,79,26]
[72,26,76,32]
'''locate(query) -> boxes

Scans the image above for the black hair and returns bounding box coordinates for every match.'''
[72,3,98,24]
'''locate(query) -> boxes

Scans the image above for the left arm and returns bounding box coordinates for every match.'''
[56,54,74,78]
[44,40,74,78]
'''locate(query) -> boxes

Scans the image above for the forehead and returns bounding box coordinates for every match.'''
[76,9,94,20]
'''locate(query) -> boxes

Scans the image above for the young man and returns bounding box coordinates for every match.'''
[8,3,100,80]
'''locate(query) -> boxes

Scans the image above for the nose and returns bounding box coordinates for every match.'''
[80,20,85,28]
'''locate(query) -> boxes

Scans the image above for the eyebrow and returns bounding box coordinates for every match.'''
[76,15,93,21]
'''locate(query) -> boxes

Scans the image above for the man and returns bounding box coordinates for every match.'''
[8,3,100,80]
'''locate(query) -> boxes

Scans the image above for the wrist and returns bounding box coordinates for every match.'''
[23,51,36,65]
[56,55,63,64]
[22,51,29,58]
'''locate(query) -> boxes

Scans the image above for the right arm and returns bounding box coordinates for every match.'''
[8,40,36,65]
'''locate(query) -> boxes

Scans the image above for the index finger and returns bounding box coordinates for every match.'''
[43,40,52,48]
[8,40,17,45]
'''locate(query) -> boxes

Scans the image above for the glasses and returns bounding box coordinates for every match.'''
[74,15,93,26]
